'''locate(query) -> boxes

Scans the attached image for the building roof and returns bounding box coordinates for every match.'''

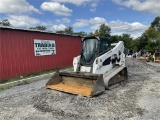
[0,25,80,37]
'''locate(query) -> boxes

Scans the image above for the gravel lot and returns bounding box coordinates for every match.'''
[0,58,160,120]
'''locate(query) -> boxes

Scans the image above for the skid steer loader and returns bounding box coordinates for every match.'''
[46,36,128,97]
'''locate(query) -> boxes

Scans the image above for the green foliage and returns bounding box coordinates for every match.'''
[29,26,47,31]
[110,34,135,50]
[0,19,12,26]
[110,35,120,43]
[146,27,159,38]
[23,80,30,85]
[136,33,149,51]
[151,16,160,32]
[56,30,65,34]
[0,87,5,92]
[131,16,160,53]
[94,30,99,35]
[74,31,88,37]
[94,24,111,37]
[88,32,94,36]
[35,26,47,31]
[64,26,73,35]
[56,26,74,35]
[56,27,88,36]
[0,86,11,92]
[120,34,134,49]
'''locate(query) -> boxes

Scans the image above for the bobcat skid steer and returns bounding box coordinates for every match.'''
[46,36,128,97]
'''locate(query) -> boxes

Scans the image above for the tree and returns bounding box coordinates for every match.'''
[151,16,160,32]
[64,26,73,35]
[29,26,47,31]
[119,34,134,49]
[88,32,94,36]
[56,30,65,34]
[0,19,12,26]
[74,31,87,37]
[133,16,160,53]
[35,26,47,31]
[110,35,120,43]
[146,27,159,39]
[144,23,160,52]
[94,24,111,37]
[94,30,99,35]
[56,26,73,35]
[136,33,149,51]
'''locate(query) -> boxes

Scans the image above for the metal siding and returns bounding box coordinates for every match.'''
[0,29,2,79]
[0,28,81,80]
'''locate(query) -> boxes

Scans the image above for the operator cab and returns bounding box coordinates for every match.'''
[80,36,111,66]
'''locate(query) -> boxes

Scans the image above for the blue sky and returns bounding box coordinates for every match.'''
[0,0,159,38]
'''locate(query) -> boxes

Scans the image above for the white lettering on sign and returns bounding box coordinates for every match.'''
[34,39,56,56]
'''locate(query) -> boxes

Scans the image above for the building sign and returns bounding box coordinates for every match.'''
[34,39,56,56]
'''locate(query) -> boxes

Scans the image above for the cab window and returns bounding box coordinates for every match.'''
[99,40,110,55]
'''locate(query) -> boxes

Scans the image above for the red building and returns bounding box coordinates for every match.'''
[0,26,81,80]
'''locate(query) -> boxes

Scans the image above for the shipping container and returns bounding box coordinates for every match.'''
[0,26,81,80]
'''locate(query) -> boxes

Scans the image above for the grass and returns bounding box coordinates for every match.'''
[0,87,5,92]
[22,80,30,85]
[0,86,11,92]
[0,66,72,85]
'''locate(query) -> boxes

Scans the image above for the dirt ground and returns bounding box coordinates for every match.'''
[0,58,160,120]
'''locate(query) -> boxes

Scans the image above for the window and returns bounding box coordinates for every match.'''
[81,38,98,66]
[99,40,110,55]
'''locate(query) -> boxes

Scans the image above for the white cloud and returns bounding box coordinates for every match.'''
[41,2,72,16]
[73,19,89,27]
[56,18,71,23]
[109,20,148,37]
[89,17,106,25]
[0,0,40,14]
[89,17,107,30]
[112,0,160,15]
[52,0,99,12]
[73,17,107,31]
[50,24,67,32]
[73,17,148,37]
[7,15,42,27]
[5,14,67,33]
[52,0,94,6]
[6,15,67,32]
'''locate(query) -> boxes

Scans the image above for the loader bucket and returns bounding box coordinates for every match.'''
[46,71,105,97]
